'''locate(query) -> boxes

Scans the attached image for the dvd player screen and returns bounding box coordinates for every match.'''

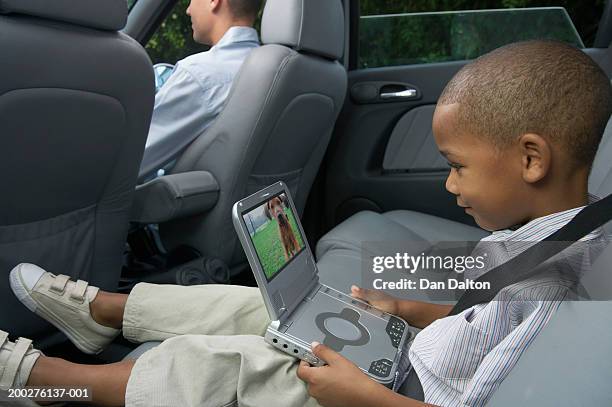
[242,193,306,281]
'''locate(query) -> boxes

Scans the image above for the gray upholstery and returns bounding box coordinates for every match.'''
[316,210,486,269]
[0,4,154,341]
[488,245,612,406]
[261,0,344,61]
[132,171,219,224]
[0,0,127,31]
[315,210,486,297]
[158,0,347,269]
[589,118,612,197]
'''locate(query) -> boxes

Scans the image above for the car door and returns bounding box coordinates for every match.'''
[310,0,612,241]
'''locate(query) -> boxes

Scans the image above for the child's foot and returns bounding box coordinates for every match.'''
[0,331,42,390]
[9,264,120,355]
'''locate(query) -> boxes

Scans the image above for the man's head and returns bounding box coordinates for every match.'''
[433,40,612,231]
[187,0,261,45]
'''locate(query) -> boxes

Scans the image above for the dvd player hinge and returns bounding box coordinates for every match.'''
[305,283,322,301]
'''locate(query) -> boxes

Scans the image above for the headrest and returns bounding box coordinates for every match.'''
[0,0,127,31]
[261,0,344,60]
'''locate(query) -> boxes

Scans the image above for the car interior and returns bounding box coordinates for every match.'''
[1,0,612,405]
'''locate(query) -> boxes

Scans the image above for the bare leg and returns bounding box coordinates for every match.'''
[90,291,128,330]
[27,355,134,406]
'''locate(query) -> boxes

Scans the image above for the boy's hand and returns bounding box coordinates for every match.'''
[297,342,380,407]
[351,285,399,315]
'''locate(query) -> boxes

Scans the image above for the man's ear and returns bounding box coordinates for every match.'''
[519,133,551,183]
[210,0,221,12]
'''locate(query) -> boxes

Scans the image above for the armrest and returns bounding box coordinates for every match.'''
[131,171,219,224]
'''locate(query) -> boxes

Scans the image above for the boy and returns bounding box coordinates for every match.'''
[1,40,611,407]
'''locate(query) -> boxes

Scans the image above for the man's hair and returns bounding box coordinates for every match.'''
[227,0,262,20]
[439,40,612,169]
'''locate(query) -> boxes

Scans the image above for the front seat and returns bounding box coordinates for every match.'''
[150,0,347,272]
[0,0,154,344]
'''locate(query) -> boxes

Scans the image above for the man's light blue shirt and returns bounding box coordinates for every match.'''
[139,26,260,178]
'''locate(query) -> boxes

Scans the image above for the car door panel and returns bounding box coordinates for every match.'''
[382,104,446,172]
[325,61,472,227]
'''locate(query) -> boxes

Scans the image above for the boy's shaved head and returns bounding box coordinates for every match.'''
[439,40,612,169]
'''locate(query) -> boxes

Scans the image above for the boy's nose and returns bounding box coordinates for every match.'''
[445,172,460,195]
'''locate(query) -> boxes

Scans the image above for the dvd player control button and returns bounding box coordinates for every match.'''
[386,316,408,348]
[368,359,393,378]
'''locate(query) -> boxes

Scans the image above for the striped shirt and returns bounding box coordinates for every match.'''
[405,197,606,406]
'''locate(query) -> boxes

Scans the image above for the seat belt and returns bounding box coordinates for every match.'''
[448,194,612,316]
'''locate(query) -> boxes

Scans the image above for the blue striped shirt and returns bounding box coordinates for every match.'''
[405,197,606,406]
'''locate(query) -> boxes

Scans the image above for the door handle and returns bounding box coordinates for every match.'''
[380,88,418,99]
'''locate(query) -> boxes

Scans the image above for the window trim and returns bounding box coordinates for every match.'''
[594,0,612,47]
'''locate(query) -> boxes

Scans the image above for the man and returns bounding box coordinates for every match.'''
[139,0,261,179]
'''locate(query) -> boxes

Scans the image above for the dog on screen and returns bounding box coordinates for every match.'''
[265,195,300,260]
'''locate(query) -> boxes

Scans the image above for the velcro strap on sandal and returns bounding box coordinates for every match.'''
[50,274,70,294]
[0,331,8,348]
[70,280,89,302]
[0,338,32,389]
[0,331,8,385]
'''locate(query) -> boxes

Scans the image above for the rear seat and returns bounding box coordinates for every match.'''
[316,119,612,291]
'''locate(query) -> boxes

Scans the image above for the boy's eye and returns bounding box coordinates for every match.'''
[447,161,464,171]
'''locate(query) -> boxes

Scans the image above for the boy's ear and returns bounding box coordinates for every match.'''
[519,133,551,184]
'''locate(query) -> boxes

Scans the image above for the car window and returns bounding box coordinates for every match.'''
[358,0,606,69]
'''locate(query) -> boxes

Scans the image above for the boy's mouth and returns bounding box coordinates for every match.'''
[458,204,472,213]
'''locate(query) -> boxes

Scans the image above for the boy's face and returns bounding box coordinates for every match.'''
[432,104,530,231]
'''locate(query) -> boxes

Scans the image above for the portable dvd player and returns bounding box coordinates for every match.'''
[232,182,411,385]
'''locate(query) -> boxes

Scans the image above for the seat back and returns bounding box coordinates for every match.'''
[160,0,347,267]
[487,251,612,406]
[0,0,154,342]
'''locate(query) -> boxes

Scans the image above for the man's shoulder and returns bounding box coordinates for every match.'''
[179,50,213,66]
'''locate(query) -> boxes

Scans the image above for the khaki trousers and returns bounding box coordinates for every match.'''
[123,283,322,407]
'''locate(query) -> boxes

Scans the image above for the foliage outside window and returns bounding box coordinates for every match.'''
[359,0,606,69]
[146,0,209,65]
